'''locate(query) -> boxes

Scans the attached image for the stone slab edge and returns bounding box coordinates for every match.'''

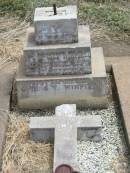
[0,65,14,170]
[105,56,130,73]
[112,61,130,151]
[17,47,106,80]
[24,25,91,50]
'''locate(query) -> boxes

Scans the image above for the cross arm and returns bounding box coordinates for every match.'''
[29,116,56,129]
[29,116,56,142]
[76,115,102,128]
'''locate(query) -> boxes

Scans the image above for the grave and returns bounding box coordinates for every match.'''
[15,5,108,109]
[1,3,130,173]
[30,104,102,171]
[34,6,78,44]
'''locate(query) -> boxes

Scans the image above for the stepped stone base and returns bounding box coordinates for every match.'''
[24,26,91,76]
[16,47,108,109]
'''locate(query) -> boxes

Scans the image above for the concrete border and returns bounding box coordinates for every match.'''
[105,56,130,73]
[112,62,130,150]
[106,56,130,150]
[0,65,15,170]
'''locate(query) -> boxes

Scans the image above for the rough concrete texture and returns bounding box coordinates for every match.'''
[16,47,107,109]
[0,64,15,169]
[34,6,78,44]
[105,56,130,73]
[0,111,8,169]
[113,62,130,150]
[29,104,102,170]
[23,26,91,76]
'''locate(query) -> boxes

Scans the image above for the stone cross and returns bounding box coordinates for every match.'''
[29,104,102,171]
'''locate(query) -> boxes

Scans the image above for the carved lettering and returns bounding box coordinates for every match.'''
[26,48,91,75]
[21,79,91,97]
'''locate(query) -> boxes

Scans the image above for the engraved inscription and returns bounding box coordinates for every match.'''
[19,78,97,99]
[25,47,91,75]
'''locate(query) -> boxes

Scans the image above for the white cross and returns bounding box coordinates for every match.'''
[29,104,102,171]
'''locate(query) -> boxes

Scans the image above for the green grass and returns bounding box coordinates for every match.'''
[79,2,130,33]
[0,0,29,17]
[0,0,130,34]
[0,0,73,17]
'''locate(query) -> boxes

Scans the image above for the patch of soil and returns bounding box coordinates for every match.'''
[92,39,130,57]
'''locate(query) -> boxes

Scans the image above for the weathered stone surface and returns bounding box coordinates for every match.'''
[105,56,130,73]
[29,104,102,170]
[0,111,8,167]
[56,104,76,116]
[0,64,15,169]
[113,61,130,150]
[34,6,78,44]
[23,26,91,76]
[16,47,107,109]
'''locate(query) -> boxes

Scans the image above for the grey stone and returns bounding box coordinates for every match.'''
[86,129,96,138]
[34,6,78,44]
[29,104,102,170]
[56,104,76,116]
[16,47,108,109]
[95,128,102,135]
[77,128,102,141]
[92,135,102,142]
[23,26,91,76]
[30,128,54,143]
[0,65,14,169]
[0,111,8,169]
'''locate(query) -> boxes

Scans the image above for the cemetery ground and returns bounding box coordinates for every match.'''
[0,1,130,173]
[1,73,130,173]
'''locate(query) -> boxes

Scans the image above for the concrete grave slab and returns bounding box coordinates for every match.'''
[0,64,15,169]
[105,56,130,73]
[23,26,91,76]
[16,47,107,109]
[113,61,130,150]
[34,6,78,44]
[29,104,102,170]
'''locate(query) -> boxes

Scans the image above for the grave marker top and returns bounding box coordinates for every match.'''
[34,6,77,21]
[34,6,78,44]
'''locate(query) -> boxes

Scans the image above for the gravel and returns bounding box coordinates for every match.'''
[3,103,130,173]
[77,102,130,173]
[15,101,130,173]
[3,76,130,173]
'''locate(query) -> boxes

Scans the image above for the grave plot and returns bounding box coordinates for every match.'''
[16,5,107,110]
[1,4,130,173]
[1,76,130,173]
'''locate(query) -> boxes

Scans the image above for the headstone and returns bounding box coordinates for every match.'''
[16,5,108,109]
[23,26,91,76]
[29,104,102,171]
[34,6,78,44]
[16,47,107,109]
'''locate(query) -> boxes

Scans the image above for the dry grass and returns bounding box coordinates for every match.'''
[0,16,28,70]
[0,12,129,173]
[1,112,53,173]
